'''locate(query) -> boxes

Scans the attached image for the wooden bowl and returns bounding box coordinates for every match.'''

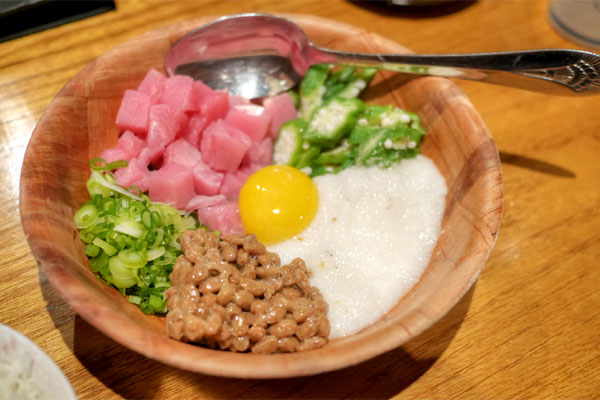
[20,14,503,378]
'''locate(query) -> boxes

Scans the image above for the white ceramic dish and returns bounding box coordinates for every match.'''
[0,323,76,399]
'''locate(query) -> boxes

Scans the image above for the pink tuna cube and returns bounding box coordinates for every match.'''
[219,172,245,199]
[100,148,130,165]
[137,68,167,105]
[161,75,195,112]
[138,145,165,169]
[199,89,230,123]
[163,138,202,167]
[182,115,207,148]
[185,194,228,211]
[242,137,273,167]
[114,157,151,193]
[191,80,213,110]
[219,163,261,199]
[225,104,271,142]
[145,104,188,149]
[192,160,225,196]
[148,163,195,209]
[196,202,244,235]
[200,120,252,173]
[100,130,144,164]
[263,92,298,138]
[115,89,151,136]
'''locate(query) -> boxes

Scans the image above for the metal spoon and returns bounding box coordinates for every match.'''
[164,13,600,99]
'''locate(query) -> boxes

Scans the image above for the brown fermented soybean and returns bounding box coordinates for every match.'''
[165,230,330,353]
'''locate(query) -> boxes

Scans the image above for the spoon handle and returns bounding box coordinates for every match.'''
[314,48,600,96]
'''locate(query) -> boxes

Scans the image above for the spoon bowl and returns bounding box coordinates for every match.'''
[165,13,600,98]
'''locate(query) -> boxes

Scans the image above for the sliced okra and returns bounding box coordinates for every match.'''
[299,64,331,120]
[303,97,365,149]
[331,68,377,100]
[315,138,353,165]
[295,144,321,169]
[273,118,307,166]
[349,124,420,167]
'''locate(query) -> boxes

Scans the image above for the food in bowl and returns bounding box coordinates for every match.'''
[166,230,330,353]
[269,156,446,338]
[74,63,447,351]
[20,15,502,376]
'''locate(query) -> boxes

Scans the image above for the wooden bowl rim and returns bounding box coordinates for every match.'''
[19,13,503,378]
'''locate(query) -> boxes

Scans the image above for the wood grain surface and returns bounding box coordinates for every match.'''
[2,0,600,398]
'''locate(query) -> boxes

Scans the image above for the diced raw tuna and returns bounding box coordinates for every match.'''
[236,162,262,182]
[100,148,129,165]
[137,68,166,105]
[115,89,151,136]
[192,160,225,196]
[219,172,245,199]
[225,104,271,142]
[191,80,213,109]
[148,163,195,209]
[229,95,251,107]
[161,75,195,112]
[200,120,252,173]
[219,163,261,198]
[263,92,298,138]
[138,145,164,168]
[196,202,244,235]
[114,157,151,193]
[163,138,202,167]
[243,137,273,167]
[182,115,207,148]
[185,194,228,210]
[145,104,188,149]
[198,89,230,122]
[108,75,284,228]
[100,130,144,163]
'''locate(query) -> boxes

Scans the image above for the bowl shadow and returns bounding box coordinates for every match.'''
[498,151,575,178]
[59,282,475,399]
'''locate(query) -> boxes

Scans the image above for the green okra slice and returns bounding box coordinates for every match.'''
[295,144,321,169]
[348,123,422,168]
[273,118,307,166]
[303,97,366,149]
[299,64,331,120]
[357,105,425,133]
[315,138,353,165]
[324,68,377,101]
[322,66,357,100]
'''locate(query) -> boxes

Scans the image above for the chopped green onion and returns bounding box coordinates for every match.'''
[117,249,147,269]
[89,170,144,202]
[142,210,152,228]
[74,165,200,314]
[114,220,144,238]
[147,246,165,261]
[148,294,166,312]
[90,157,128,171]
[85,243,100,258]
[74,204,99,229]
[92,238,117,256]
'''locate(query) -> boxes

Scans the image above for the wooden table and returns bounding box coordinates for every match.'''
[2,0,599,398]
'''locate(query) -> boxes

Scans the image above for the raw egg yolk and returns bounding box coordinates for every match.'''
[239,165,318,244]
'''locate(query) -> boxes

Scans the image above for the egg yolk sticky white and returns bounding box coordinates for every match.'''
[238,165,318,244]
